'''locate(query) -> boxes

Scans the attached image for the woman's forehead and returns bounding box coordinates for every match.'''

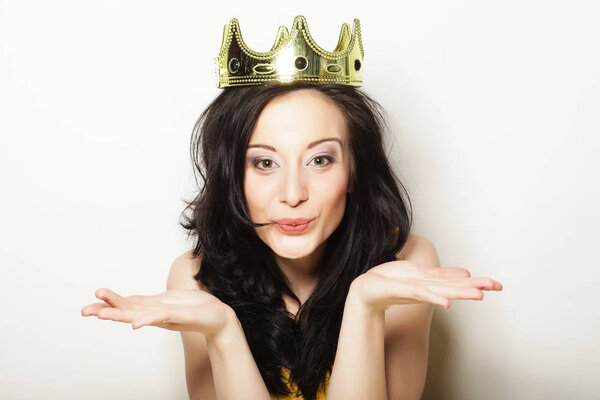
[249,89,348,148]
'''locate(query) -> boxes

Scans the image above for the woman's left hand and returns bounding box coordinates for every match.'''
[349,260,503,314]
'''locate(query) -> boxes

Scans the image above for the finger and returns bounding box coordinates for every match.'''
[97,307,136,323]
[81,302,110,316]
[432,277,503,291]
[425,266,471,278]
[429,285,484,301]
[95,288,129,308]
[467,277,503,291]
[402,284,450,309]
[131,310,170,330]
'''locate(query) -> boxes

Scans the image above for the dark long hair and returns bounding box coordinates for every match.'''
[180,83,412,400]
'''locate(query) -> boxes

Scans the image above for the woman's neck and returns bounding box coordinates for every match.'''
[274,240,326,303]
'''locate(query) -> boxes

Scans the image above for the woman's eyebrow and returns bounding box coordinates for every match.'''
[247,137,342,152]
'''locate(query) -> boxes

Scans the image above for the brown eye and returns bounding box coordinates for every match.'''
[254,158,276,170]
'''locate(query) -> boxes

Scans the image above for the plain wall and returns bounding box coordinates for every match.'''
[1,0,598,398]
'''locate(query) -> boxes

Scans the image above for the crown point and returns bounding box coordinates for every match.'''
[270,25,290,51]
[334,23,352,53]
[293,15,308,29]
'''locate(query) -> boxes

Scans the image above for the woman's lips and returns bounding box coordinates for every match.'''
[273,218,313,225]
[273,218,315,235]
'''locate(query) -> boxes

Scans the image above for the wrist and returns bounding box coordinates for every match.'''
[205,307,243,350]
[346,283,386,318]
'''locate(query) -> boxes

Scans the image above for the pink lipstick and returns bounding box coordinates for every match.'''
[273,218,315,235]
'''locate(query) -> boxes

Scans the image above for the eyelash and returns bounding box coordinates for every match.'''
[252,155,335,171]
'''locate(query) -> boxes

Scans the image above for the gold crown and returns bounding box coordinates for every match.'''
[215,15,364,88]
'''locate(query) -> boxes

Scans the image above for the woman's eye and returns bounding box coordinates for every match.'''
[310,155,334,167]
[254,159,276,170]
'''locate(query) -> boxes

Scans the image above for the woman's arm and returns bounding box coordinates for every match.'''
[326,234,502,400]
[325,234,437,400]
[167,251,271,400]
[326,282,433,400]
[204,314,272,400]
[325,282,390,400]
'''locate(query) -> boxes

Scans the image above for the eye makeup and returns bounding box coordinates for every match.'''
[244,140,342,172]
[248,152,337,172]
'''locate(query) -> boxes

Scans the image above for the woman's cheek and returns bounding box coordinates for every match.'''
[243,174,262,219]
[245,174,277,218]
[319,169,349,196]
[315,179,347,219]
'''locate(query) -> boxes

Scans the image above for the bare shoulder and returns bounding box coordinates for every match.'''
[167,249,207,292]
[395,232,440,268]
[167,250,216,400]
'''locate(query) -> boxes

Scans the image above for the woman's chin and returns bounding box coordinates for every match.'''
[272,247,313,260]
[271,239,320,260]
[263,231,314,258]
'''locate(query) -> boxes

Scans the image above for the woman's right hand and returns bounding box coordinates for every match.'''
[81,288,235,339]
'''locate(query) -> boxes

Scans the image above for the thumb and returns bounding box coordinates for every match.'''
[132,310,167,330]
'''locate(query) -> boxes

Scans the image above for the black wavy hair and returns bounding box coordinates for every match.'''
[180,82,412,400]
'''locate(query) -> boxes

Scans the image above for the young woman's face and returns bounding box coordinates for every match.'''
[244,89,352,260]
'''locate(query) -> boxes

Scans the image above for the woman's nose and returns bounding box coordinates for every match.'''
[278,166,308,207]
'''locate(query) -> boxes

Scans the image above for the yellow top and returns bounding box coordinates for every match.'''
[271,367,330,400]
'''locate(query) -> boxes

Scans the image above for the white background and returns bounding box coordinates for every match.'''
[1,0,598,399]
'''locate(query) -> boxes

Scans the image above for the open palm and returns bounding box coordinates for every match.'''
[351,260,503,313]
[81,288,234,337]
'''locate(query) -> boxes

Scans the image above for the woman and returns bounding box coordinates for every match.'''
[81,17,503,400]
[81,83,502,400]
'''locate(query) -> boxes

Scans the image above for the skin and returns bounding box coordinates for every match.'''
[243,88,353,306]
